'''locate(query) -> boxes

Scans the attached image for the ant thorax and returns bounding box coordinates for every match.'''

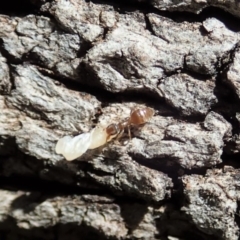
[119,119,129,129]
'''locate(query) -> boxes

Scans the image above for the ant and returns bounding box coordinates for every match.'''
[55,107,155,161]
[106,107,155,140]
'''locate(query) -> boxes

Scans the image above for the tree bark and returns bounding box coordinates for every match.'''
[0,0,240,239]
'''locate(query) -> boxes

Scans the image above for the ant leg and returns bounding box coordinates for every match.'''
[116,130,124,141]
[128,126,131,140]
[70,123,78,131]
[112,130,125,145]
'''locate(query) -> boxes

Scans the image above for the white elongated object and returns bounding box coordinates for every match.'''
[55,126,113,161]
[55,131,92,161]
[88,126,108,149]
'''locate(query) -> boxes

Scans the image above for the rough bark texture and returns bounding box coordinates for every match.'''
[1,0,240,239]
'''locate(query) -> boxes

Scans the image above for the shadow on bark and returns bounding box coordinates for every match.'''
[0,219,116,240]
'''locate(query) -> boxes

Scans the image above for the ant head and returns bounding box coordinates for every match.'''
[106,124,120,139]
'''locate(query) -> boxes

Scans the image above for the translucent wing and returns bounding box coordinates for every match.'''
[55,132,92,161]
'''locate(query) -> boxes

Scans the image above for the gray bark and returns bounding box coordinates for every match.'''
[0,0,240,239]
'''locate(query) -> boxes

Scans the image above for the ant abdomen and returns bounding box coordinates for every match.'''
[129,107,155,125]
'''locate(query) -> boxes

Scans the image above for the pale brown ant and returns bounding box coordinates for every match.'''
[106,107,155,140]
[55,107,154,161]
